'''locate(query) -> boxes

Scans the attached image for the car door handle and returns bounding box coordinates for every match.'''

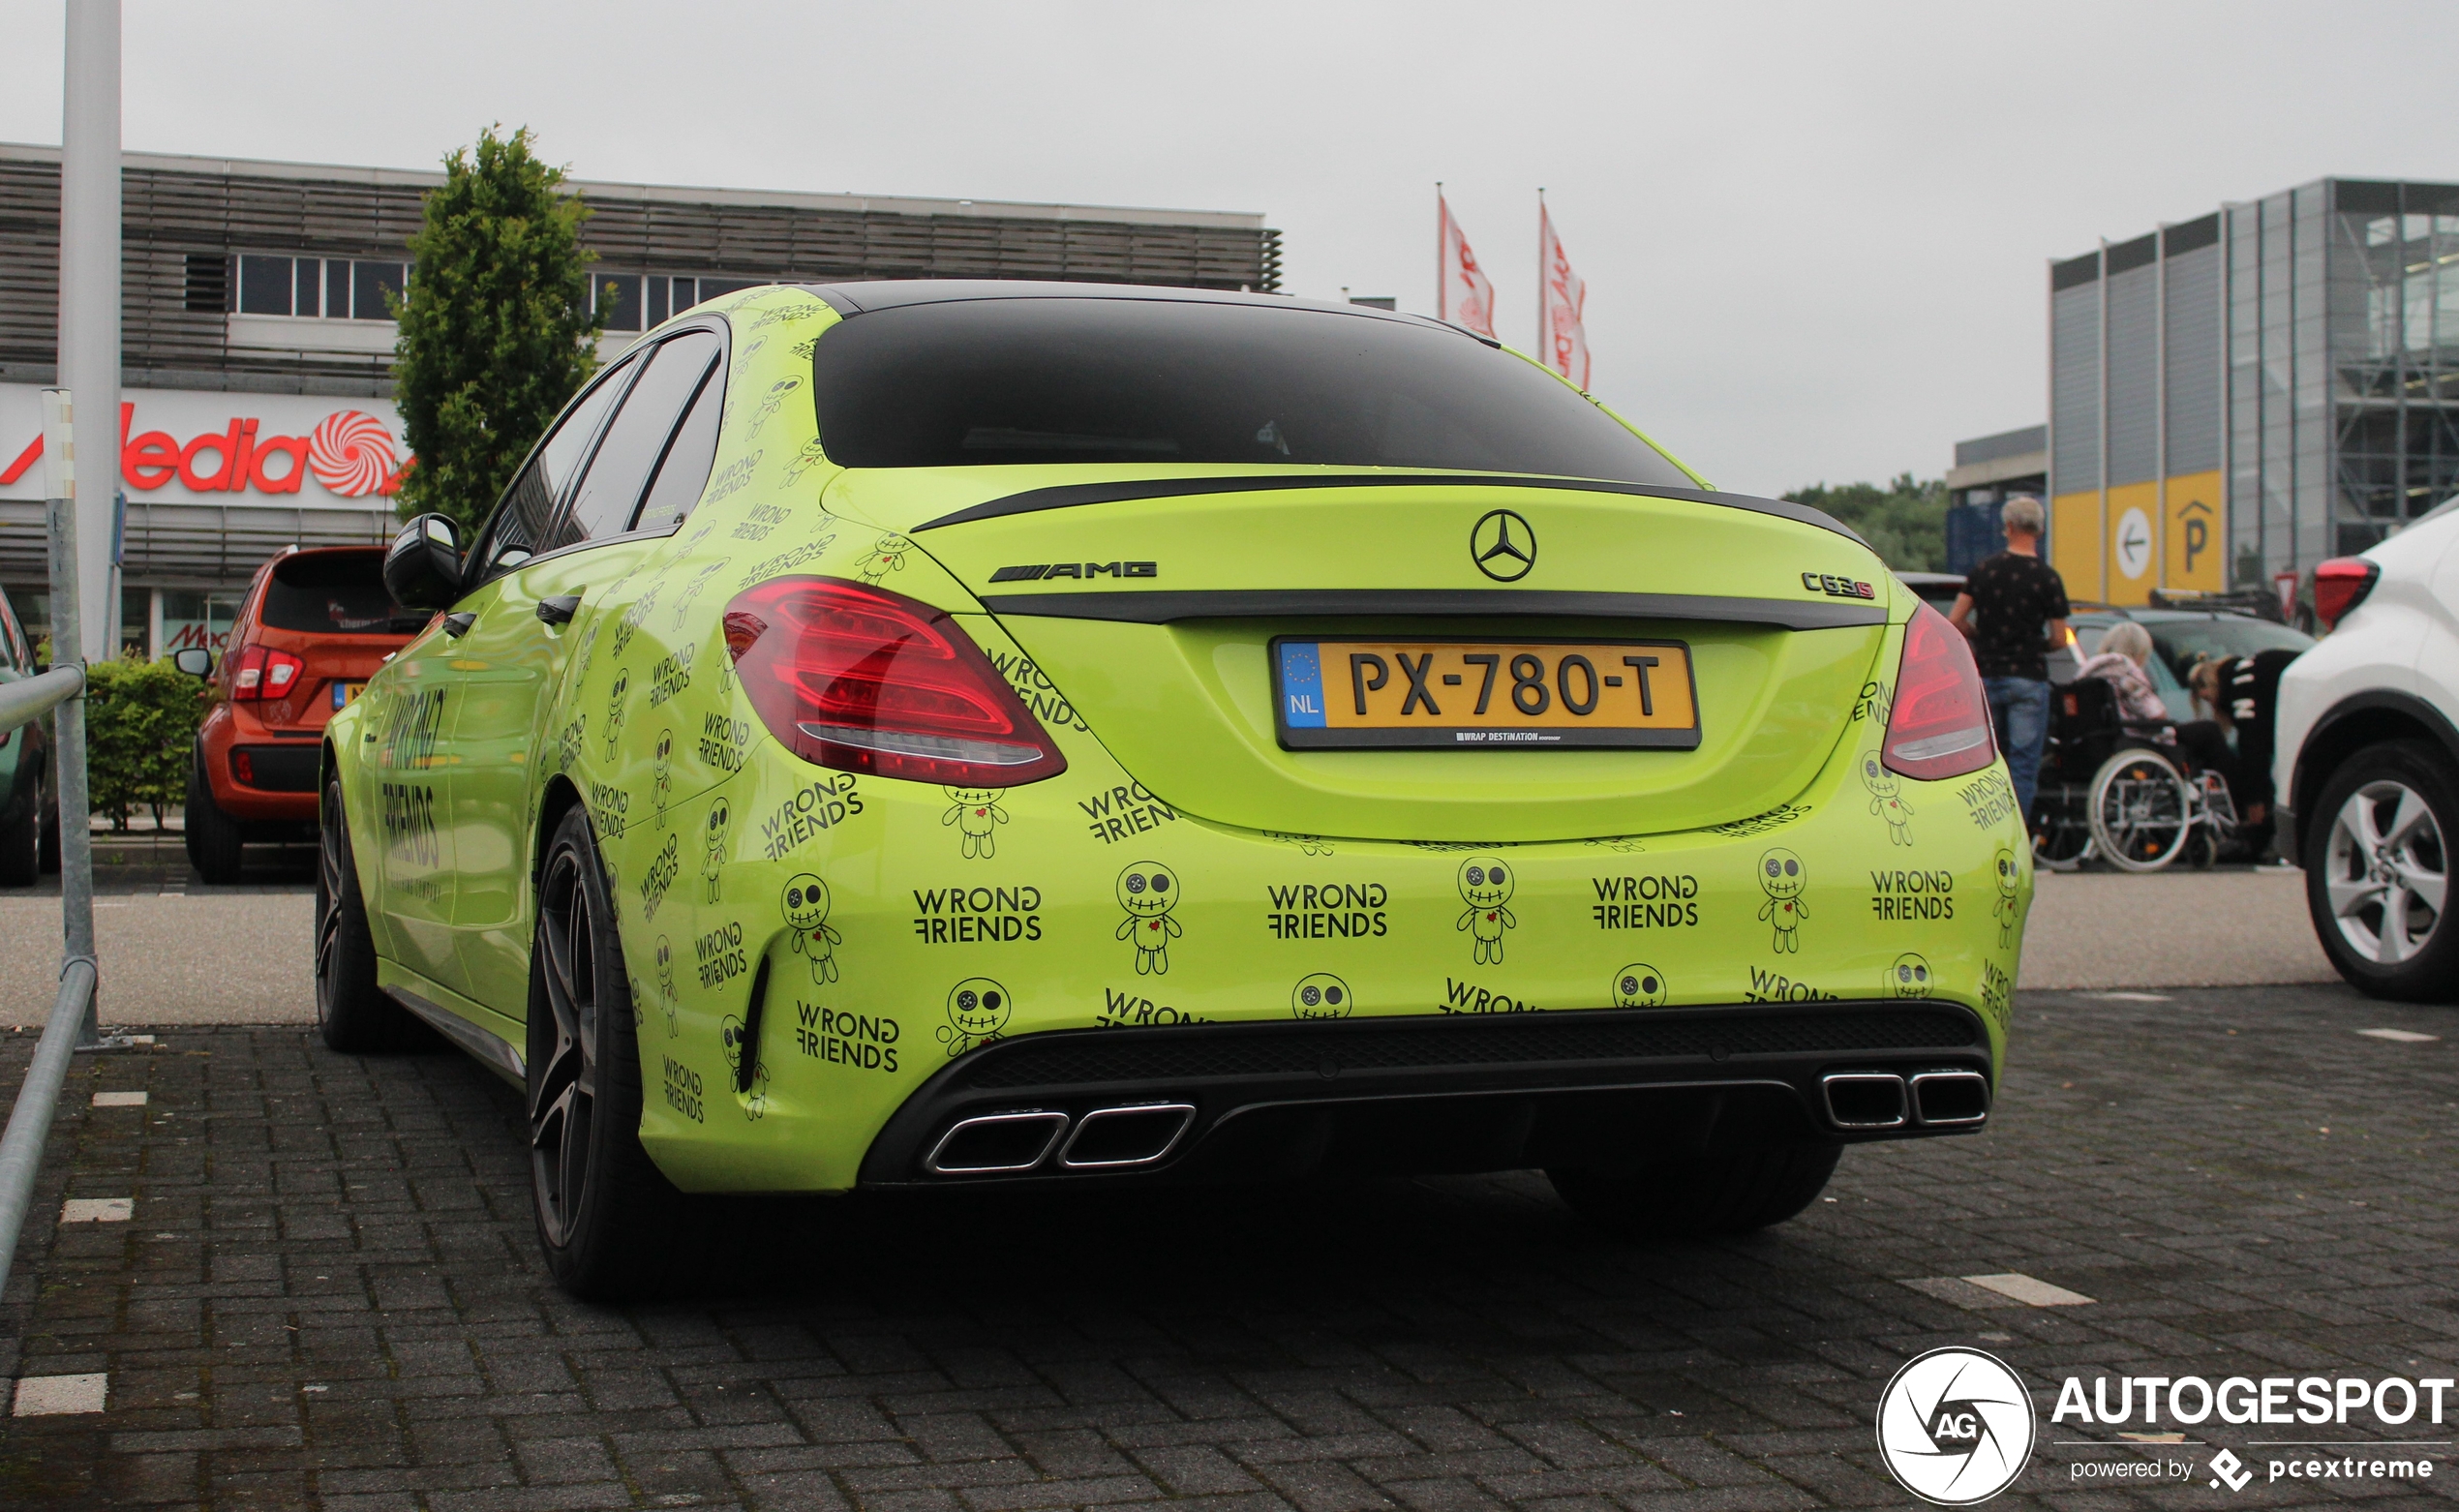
[535,594,582,626]
[442,612,476,638]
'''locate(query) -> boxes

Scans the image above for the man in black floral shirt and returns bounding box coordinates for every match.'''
[1948,496,2069,832]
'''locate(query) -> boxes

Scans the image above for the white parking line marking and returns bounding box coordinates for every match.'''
[2084,991,2173,1003]
[12,1374,106,1415]
[1963,1272,2096,1306]
[89,1091,146,1106]
[2358,1028,2440,1043]
[60,1198,132,1224]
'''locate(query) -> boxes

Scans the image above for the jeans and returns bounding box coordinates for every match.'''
[1984,677,2050,828]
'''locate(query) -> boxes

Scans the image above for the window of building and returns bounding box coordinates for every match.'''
[119,586,150,660]
[3,588,48,660]
[350,260,406,321]
[589,274,771,332]
[159,590,244,659]
[225,255,415,318]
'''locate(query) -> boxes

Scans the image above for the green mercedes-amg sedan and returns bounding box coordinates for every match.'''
[322,282,2028,1296]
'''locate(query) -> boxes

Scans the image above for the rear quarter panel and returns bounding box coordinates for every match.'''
[2274,519,2448,807]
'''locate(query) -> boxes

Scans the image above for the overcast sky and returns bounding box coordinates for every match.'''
[3,0,2453,497]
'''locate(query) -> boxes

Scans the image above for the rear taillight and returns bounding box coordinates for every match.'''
[228,646,303,702]
[2312,557,2380,629]
[1882,603,1996,781]
[723,576,1067,786]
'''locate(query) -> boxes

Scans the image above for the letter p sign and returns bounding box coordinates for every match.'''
[2173,497,2216,589]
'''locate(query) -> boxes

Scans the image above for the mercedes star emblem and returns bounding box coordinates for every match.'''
[1470,509,1536,582]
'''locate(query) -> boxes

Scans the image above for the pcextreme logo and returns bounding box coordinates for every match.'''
[0,387,411,502]
[1875,1347,2036,1505]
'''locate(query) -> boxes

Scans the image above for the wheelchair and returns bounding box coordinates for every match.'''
[2029,675,2240,873]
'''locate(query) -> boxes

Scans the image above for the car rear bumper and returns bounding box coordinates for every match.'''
[854,1000,1991,1187]
[196,708,322,820]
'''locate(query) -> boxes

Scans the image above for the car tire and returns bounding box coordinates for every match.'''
[185,749,245,884]
[315,774,428,1052]
[1547,1137,1841,1239]
[0,768,37,888]
[2303,740,2458,1004]
[527,803,702,1300]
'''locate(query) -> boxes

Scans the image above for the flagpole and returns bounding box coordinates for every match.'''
[1435,183,1445,323]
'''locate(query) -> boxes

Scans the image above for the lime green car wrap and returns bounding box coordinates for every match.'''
[328,285,2032,1195]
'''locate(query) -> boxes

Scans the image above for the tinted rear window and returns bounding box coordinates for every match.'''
[260,552,418,635]
[810,298,1693,485]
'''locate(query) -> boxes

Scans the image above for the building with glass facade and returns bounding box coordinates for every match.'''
[0,142,1281,657]
[2048,178,2459,606]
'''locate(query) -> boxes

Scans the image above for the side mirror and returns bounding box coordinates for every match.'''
[384,513,465,611]
[171,647,214,679]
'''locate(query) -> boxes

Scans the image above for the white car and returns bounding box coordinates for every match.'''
[2274,499,2459,1001]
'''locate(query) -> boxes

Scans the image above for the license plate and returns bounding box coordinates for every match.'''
[332,682,364,711]
[1272,638,1700,749]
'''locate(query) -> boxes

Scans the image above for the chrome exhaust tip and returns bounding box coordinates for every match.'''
[1059,1103,1197,1168]
[1909,1071,1990,1127]
[1821,1072,1909,1130]
[924,1111,1069,1174]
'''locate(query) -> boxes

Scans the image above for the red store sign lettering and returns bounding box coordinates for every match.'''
[1,403,410,499]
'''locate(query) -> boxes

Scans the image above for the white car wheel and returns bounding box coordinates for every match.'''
[2303,741,2459,1003]
[2321,779,2447,966]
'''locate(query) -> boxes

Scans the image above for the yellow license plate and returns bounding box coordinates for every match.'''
[332,682,365,711]
[1272,638,1700,749]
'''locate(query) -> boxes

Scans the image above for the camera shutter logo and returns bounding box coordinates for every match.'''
[1875,1347,2035,1505]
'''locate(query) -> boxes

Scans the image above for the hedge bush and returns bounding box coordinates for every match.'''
[83,654,207,831]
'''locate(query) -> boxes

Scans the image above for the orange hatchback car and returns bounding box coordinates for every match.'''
[179,546,422,882]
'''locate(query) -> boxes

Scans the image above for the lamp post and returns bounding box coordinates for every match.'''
[58,0,120,659]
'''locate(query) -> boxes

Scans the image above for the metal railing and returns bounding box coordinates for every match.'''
[0,389,113,1303]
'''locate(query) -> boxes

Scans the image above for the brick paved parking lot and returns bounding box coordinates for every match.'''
[2,983,2455,1510]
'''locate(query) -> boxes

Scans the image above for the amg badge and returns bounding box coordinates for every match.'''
[988,561,1158,583]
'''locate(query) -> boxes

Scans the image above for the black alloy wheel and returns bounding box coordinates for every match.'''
[530,832,603,1251]
[526,803,697,1297]
[314,774,424,1051]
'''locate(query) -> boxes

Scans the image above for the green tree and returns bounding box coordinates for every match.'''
[391,126,606,533]
[1782,473,1948,572]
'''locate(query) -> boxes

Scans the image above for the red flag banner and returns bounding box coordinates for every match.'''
[1437,192,1498,340]
[1537,202,1590,390]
